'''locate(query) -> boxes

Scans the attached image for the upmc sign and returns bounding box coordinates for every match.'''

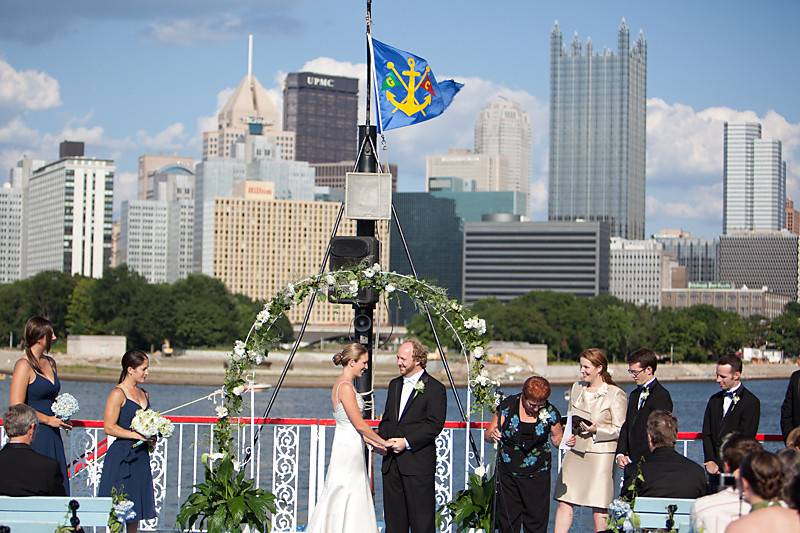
[306,76,335,88]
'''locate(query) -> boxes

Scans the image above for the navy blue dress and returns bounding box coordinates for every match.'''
[26,370,69,495]
[98,394,156,521]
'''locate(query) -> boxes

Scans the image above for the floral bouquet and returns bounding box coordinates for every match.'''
[51,393,79,421]
[436,465,495,532]
[131,408,174,448]
[607,499,640,533]
[107,487,136,532]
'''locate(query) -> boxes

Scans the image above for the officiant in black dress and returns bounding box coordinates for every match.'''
[486,376,564,533]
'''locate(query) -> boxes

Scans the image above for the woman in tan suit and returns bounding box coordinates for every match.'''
[554,348,627,532]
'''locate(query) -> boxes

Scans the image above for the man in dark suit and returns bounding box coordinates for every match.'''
[0,404,66,496]
[379,339,447,533]
[623,410,706,499]
[701,354,760,473]
[616,348,673,469]
[781,368,800,442]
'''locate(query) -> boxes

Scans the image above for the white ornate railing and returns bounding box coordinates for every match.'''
[0,419,783,532]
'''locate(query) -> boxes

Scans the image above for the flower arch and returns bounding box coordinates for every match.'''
[215,263,497,455]
[178,263,498,529]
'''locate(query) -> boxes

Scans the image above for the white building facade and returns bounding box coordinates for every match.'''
[474,98,531,199]
[25,157,114,278]
[122,164,195,283]
[723,122,787,234]
[610,238,672,307]
[0,184,22,282]
[425,149,506,192]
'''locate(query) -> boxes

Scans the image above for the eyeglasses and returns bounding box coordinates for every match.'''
[627,368,645,377]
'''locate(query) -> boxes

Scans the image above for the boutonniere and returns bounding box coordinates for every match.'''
[732,395,740,406]
[414,380,425,396]
[639,388,650,403]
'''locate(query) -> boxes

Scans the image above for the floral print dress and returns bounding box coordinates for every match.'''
[498,394,561,476]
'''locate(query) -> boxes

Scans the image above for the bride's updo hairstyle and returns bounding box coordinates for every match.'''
[332,343,367,367]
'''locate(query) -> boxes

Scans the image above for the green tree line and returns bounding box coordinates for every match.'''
[0,267,292,350]
[408,291,800,363]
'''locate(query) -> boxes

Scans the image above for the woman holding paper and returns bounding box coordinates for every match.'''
[553,348,627,533]
[486,376,564,532]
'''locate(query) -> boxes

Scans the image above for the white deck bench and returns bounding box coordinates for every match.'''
[0,496,112,533]
[634,496,695,532]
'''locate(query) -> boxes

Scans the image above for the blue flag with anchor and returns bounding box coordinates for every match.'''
[371,37,463,132]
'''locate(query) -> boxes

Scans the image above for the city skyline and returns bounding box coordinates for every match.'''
[0,1,799,239]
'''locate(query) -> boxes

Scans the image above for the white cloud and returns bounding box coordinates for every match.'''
[0,58,61,111]
[146,16,243,47]
[647,98,800,183]
[138,122,189,151]
[647,182,723,220]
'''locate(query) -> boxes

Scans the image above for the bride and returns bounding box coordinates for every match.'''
[306,343,391,533]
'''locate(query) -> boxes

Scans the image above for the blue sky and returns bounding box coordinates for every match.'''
[1,0,798,239]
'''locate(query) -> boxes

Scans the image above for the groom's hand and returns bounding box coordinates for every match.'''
[388,437,407,452]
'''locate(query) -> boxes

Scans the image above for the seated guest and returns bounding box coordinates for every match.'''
[787,427,800,451]
[691,433,762,533]
[778,448,800,508]
[622,410,706,499]
[726,451,800,532]
[0,404,66,496]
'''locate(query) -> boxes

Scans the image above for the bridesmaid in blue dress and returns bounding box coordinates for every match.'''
[9,316,71,495]
[99,350,156,532]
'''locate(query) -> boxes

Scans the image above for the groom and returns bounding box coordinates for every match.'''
[379,338,447,533]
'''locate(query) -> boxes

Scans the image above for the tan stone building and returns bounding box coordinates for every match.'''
[213,189,390,326]
[661,283,791,319]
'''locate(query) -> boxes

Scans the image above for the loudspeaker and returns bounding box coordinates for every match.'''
[328,236,380,304]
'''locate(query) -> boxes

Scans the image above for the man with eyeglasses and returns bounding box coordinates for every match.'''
[615,348,673,469]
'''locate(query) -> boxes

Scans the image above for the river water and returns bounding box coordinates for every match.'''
[0,375,791,531]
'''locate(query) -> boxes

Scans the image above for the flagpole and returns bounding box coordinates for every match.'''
[365,0,372,129]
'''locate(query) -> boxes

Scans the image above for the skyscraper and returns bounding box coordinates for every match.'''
[548,20,647,239]
[201,36,295,161]
[0,184,22,283]
[25,143,114,278]
[426,149,507,193]
[474,98,531,200]
[723,122,787,234]
[283,72,359,163]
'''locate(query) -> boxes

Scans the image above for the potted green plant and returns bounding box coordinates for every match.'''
[176,452,276,532]
[436,466,495,532]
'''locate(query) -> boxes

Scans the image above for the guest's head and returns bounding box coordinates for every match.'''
[646,410,678,452]
[777,448,800,508]
[579,348,616,387]
[715,354,743,390]
[3,404,38,444]
[332,343,369,377]
[397,338,427,377]
[23,316,56,373]
[787,427,800,451]
[627,348,658,386]
[118,350,149,384]
[738,451,784,504]
[790,471,800,511]
[720,432,763,474]
[521,376,551,416]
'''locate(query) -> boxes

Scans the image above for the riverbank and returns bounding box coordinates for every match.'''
[1,349,795,387]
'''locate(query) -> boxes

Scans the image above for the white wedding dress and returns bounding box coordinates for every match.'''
[306,386,379,533]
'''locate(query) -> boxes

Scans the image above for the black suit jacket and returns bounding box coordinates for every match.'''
[702,385,760,468]
[616,379,673,462]
[378,371,446,476]
[622,446,707,499]
[0,442,66,496]
[781,370,800,441]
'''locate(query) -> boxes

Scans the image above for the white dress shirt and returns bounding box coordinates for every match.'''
[398,369,424,451]
[691,487,749,533]
[400,369,424,416]
[637,377,657,410]
[723,383,742,416]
